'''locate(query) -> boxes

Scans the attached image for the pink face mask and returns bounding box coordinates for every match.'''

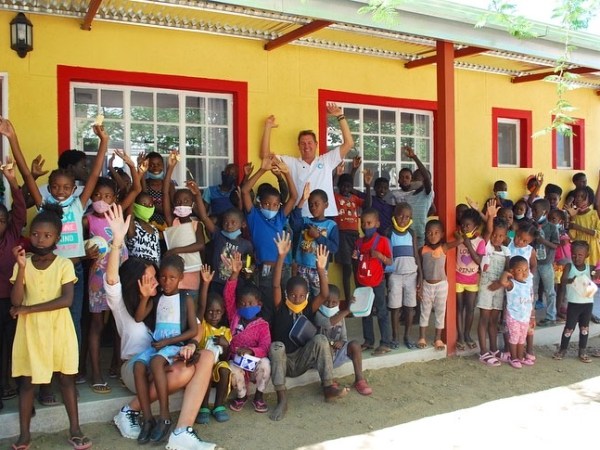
[173,205,193,218]
[92,200,111,214]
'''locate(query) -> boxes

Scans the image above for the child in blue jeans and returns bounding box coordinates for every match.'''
[353,208,393,355]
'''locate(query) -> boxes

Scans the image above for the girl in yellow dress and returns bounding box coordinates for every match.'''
[10,205,92,450]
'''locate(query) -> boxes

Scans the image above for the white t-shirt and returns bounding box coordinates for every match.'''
[279,147,342,217]
[104,275,152,360]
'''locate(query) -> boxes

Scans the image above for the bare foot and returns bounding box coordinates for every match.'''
[269,391,288,421]
[323,385,350,402]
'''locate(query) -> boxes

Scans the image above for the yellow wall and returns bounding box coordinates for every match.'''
[2,11,599,215]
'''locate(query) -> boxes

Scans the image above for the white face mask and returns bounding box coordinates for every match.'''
[319,305,339,318]
[173,205,193,218]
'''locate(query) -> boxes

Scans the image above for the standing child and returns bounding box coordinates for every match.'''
[354,208,393,355]
[364,177,394,235]
[195,268,232,425]
[333,165,369,302]
[141,151,175,230]
[85,160,141,394]
[492,256,535,369]
[132,254,198,444]
[10,205,92,450]
[553,241,599,362]
[418,219,461,351]
[506,222,538,361]
[242,154,298,323]
[202,163,239,219]
[549,209,571,321]
[387,203,421,349]
[455,208,485,350]
[0,160,26,409]
[222,253,272,413]
[314,284,372,395]
[126,191,161,265]
[531,199,559,325]
[162,152,205,301]
[497,206,516,244]
[291,187,339,297]
[476,206,511,366]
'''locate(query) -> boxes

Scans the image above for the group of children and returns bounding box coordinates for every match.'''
[1,112,600,447]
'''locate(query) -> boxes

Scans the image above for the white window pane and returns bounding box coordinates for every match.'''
[381,110,396,135]
[101,90,124,119]
[346,108,360,133]
[363,109,379,133]
[381,136,396,161]
[157,93,178,123]
[208,158,229,185]
[400,112,414,135]
[186,158,205,186]
[207,128,229,157]
[74,88,98,119]
[415,114,430,137]
[131,91,154,121]
[207,98,228,125]
[186,126,204,156]
[157,125,179,152]
[363,135,378,161]
[498,121,519,166]
[186,96,205,124]
[131,123,154,154]
[557,132,572,168]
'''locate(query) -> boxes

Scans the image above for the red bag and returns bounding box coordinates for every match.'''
[355,235,384,287]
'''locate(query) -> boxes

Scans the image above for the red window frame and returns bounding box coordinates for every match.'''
[551,116,585,170]
[56,65,248,169]
[491,107,532,168]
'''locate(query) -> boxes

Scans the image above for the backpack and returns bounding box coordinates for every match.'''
[355,235,386,287]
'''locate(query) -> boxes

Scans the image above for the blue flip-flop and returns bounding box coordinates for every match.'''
[212,405,230,423]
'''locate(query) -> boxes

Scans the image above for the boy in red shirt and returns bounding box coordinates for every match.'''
[353,208,393,355]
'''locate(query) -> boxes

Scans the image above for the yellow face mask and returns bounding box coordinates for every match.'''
[286,299,308,314]
[392,216,413,233]
[464,230,476,239]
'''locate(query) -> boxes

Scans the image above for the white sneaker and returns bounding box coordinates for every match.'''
[165,427,217,450]
[113,408,141,439]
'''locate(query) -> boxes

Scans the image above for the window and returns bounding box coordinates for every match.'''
[497,118,520,167]
[492,108,532,168]
[72,84,233,188]
[57,66,248,189]
[325,102,434,189]
[552,117,585,170]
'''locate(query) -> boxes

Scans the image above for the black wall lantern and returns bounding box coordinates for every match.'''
[10,13,33,58]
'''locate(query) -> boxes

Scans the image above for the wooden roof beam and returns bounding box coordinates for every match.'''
[511,66,599,83]
[81,0,103,31]
[404,46,487,69]
[264,20,333,51]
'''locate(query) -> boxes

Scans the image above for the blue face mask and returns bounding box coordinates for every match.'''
[261,208,278,220]
[238,305,261,321]
[146,171,164,180]
[47,193,76,208]
[496,191,508,200]
[221,229,242,240]
[363,227,377,239]
[537,215,547,224]
[319,304,339,318]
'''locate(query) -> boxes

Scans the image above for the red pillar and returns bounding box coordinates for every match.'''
[434,41,457,356]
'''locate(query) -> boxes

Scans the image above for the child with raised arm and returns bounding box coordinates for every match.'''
[314,284,372,395]
[290,186,339,297]
[418,219,462,351]
[553,241,599,362]
[0,159,26,407]
[84,152,141,394]
[476,204,510,366]
[269,232,347,421]
[242,154,298,322]
[1,117,108,363]
[387,203,421,349]
[492,256,535,369]
[141,151,175,230]
[162,151,205,301]
[10,205,92,450]
[132,254,198,444]
[223,252,272,413]
[354,208,394,355]
[196,266,232,424]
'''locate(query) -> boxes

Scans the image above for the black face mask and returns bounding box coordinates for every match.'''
[221,173,236,187]
[30,245,56,256]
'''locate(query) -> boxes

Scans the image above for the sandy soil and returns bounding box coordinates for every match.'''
[3,338,600,450]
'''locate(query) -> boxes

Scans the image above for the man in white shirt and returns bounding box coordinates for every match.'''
[260,103,354,217]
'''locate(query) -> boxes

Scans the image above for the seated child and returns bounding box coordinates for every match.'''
[223,253,271,413]
[132,254,198,444]
[418,219,461,351]
[291,188,339,297]
[553,241,600,362]
[492,256,535,369]
[268,232,347,421]
[196,268,232,424]
[314,285,372,395]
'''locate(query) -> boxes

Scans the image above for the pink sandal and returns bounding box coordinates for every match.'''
[252,399,268,413]
[229,396,247,412]
[354,379,373,396]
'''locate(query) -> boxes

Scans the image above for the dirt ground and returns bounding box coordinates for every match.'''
[3,338,600,450]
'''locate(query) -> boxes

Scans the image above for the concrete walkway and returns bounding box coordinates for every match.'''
[299,374,600,449]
